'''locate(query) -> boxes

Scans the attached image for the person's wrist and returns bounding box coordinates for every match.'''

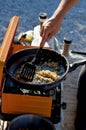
[51,14,63,26]
[52,13,64,22]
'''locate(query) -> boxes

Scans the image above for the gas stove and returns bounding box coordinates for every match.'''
[0,16,66,125]
[1,77,63,124]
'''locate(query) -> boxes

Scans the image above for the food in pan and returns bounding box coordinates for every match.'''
[15,61,61,84]
[35,70,60,83]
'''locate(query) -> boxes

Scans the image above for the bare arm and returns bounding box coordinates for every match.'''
[40,0,79,47]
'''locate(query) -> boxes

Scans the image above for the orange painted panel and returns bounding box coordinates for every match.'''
[1,93,52,117]
[0,16,20,90]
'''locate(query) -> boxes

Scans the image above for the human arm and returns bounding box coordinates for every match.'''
[40,0,79,47]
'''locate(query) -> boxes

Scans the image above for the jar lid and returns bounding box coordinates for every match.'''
[63,37,72,44]
[39,12,47,19]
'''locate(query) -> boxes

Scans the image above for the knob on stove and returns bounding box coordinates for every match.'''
[49,89,55,96]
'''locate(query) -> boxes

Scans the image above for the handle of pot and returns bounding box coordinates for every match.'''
[69,60,86,72]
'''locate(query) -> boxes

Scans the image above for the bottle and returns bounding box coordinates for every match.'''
[39,12,48,30]
[62,37,72,57]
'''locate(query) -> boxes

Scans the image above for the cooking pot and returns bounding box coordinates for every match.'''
[7,114,56,130]
[5,48,86,91]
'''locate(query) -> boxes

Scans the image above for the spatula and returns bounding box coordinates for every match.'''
[20,47,42,82]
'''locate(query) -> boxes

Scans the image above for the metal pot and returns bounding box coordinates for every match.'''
[5,48,86,91]
[7,114,56,130]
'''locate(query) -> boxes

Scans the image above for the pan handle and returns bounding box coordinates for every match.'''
[69,60,86,72]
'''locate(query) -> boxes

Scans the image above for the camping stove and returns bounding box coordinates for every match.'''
[1,77,66,124]
[0,16,66,125]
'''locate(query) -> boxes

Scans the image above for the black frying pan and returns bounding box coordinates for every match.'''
[5,48,86,91]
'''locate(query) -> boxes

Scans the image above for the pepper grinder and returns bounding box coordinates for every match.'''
[62,37,72,57]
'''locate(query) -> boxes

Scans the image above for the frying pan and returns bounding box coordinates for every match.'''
[5,48,86,91]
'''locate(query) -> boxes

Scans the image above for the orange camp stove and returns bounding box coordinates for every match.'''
[0,16,64,124]
[1,77,61,124]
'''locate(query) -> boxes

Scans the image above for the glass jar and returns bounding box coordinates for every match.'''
[39,12,48,30]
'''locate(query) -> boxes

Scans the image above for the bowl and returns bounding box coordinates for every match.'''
[7,114,56,130]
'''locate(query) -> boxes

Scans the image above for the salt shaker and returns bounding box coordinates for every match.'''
[39,12,47,30]
[62,37,72,57]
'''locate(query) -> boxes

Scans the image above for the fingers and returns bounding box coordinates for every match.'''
[40,33,54,48]
[40,33,48,48]
[40,22,55,47]
[40,31,55,48]
[40,26,49,47]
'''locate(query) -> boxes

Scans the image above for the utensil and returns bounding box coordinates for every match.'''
[20,47,42,82]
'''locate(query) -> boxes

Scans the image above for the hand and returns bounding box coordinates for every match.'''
[40,16,62,47]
